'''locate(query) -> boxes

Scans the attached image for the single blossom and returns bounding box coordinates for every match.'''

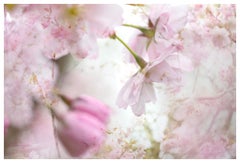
[117,50,193,116]
[149,5,188,41]
[116,69,156,116]
[57,95,110,157]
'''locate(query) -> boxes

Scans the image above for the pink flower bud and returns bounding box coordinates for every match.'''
[57,95,110,157]
[70,95,110,124]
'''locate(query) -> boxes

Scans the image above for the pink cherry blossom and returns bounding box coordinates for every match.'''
[116,70,156,116]
[57,96,110,157]
[149,5,188,41]
[117,28,193,115]
[83,5,123,37]
[117,50,193,116]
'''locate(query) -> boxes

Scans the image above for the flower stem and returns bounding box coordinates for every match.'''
[114,34,147,69]
[122,24,155,38]
[43,99,61,158]
[122,23,147,31]
[50,110,61,158]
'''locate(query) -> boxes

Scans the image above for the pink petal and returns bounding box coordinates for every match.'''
[58,112,106,157]
[83,4,123,37]
[132,83,156,116]
[159,12,170,25]
[147,61,181,83]
[168,5,188,33]
[71,95,110,124]
[76,33,99,58]
[116,72,144,109]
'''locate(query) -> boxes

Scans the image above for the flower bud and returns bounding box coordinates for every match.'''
[57,95,110,157]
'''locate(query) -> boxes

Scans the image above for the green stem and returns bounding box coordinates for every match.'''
[123,24,155,38]
[114,34,147,69]
[123,23,147,31]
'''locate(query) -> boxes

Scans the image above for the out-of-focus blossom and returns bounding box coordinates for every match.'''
[5,4,123,59]
[197,136,229,159]
[4,4,59,129]
[211,26,231,48]
[57,95,110,157]
[160,89,235,158]
[83,5,123,37]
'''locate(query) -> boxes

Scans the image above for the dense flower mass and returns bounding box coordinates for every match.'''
[4,4,235,159]
[4,4,123,59]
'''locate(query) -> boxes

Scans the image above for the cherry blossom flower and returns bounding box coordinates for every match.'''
[57,95,110,157]
[117,51,193,116]
[125,5,188,62]
[149,5,188,41]
[116,69,156,116]
[117,15,193,115]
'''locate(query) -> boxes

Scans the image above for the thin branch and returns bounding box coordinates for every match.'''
[50,109,61,158]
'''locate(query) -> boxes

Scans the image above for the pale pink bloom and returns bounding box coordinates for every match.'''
[149,5,188,40]
[76,30,99,59]
[57,96,110,157]
[147,39,185,61]
[126,31,186,63]
[117,50,193,116]
[83,4,123,37]
[116,70,156,116]
[118,29,193,116]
